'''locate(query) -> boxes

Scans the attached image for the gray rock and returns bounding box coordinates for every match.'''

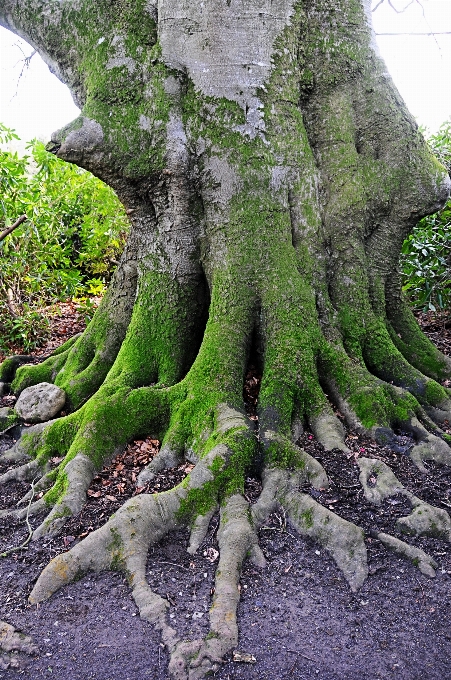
[15,383,66,423]
[0,382,6,399]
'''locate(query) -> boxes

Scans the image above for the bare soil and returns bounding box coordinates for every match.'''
[1,312,451,679]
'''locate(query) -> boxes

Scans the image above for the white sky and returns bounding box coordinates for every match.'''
[0,0,451,145]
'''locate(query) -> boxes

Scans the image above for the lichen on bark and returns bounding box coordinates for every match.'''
[1,0,451,677]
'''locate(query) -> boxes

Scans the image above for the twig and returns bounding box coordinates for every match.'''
[11,43,37,98]
[372,0,385,11]
[6,288,18,318]
[287,649,316,662]
[155,560,190,571]
[415,577,425,599]
[0,214,27,244]
[388,0,415,14]
[260,526,297,540]
[376,31,451,36]
[1,478,36,557]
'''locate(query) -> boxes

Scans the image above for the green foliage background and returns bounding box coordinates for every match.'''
[401,123,451,313]
[0,124,129,352]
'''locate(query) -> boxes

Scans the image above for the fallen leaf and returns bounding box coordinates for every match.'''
[203,547,219,563]
[233,651,256,664]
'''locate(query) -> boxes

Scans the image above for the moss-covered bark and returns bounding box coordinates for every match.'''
[2,0,451,677]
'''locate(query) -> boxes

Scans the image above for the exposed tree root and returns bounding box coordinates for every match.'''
[0,620,38,671]
[3,303,451,678]
[358,457,451,540]
[376,532,438,578]
[251,466,368,592]
[0,459,39,485]
[309,412,350,453]
[2,366,451,679]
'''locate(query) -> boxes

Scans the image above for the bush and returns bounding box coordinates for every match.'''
[0,123,129,352]
[401,122,451,313]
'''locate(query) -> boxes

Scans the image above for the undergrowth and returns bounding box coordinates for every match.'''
[401,122,451,313]
[0,123,129,352]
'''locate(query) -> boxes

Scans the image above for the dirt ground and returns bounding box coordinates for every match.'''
[1,310,451,679]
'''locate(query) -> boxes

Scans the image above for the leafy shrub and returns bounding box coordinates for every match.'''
[0,123,129,352]
[401,123,451,312]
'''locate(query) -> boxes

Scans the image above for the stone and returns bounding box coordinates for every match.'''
[0,382,6,398]
[0,620,37,655]
[15,383,66,423]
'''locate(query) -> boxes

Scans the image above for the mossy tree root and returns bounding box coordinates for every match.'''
[0,384,171,535]
[27,426,371,680]
[385,271,451,382]
[28,429,259,680]
[317,339,451,461]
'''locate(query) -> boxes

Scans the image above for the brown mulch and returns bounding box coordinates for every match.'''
[1,310,451,678]
[416,309,451,357]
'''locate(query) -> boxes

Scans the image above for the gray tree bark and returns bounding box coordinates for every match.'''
[1,1,451,676]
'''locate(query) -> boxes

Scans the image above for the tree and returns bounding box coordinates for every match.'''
[1,0,451,676]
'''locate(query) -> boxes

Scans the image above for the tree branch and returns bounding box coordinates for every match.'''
[372,0,386,12]
[0,214,27,244]
[373,0,422,12]
[388,0,415,14]
[376,31,451,35]
[0,0,82,104]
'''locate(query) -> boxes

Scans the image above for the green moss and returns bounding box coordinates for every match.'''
[45,505,72,521]
[0,357,20,383]
[50,333,81,356]
[108,527,125,571]
[0,408,19,432]
[177,424,256,522]
[264,437,306,470]
[12,352,68,395]
[387,319,449,383]
[301,508,314,529]
[44,472,69,506]
[319,340,421,430]
[424,380,447,407]
[205,631,220,641]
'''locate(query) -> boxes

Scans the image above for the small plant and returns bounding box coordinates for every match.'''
[401,123,451,312]
[0,307,51,354]
[0,124,129,352]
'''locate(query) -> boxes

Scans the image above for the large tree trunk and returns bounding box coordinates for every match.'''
[2,0,451,676]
